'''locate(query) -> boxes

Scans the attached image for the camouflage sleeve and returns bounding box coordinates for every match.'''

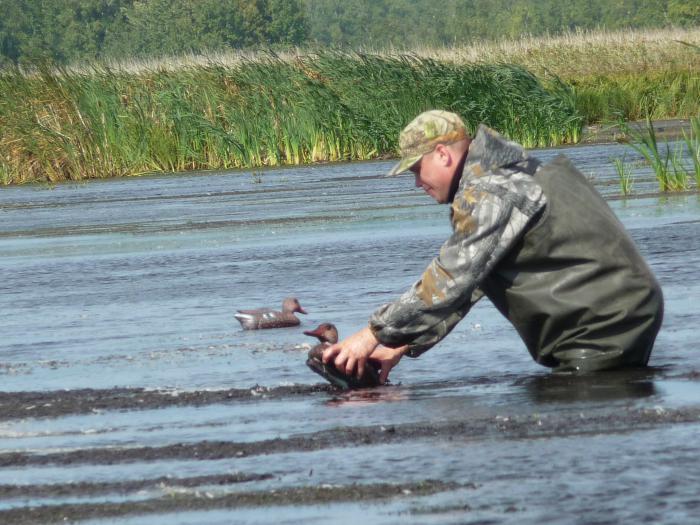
[369,168,546,357]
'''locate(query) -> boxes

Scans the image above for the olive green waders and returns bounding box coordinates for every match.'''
[481,155,664,372]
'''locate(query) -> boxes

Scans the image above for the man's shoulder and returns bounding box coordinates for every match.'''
[451,126,546,223]
[467,125,531,172]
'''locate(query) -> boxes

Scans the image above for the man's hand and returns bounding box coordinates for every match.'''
[323,327,406,385]
[323,327,378,380]
[369,344,407,384]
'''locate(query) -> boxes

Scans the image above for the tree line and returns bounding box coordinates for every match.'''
[306,0,700,48]
[1,0,699,66]
[0,0,307,65]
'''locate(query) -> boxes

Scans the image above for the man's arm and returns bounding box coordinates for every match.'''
[370,174,545,356]
[325,166,546,377]
[375,288,484,357]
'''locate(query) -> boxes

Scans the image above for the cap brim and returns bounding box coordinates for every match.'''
[386,154,421,177]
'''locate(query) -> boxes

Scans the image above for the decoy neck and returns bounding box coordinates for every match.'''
[303,323,338,344]
[282,297,307,315]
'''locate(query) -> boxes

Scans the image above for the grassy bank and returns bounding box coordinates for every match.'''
[425,26,700,123]
[571,71,700,123]
[1,27,698,186]
[100,26,700,124]
[0,53,580,185]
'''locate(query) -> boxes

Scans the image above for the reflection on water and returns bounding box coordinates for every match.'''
[322,386,411,408]
[515,368,658,404]
[1,145,700,523]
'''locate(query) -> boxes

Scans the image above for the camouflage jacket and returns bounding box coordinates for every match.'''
[369,125,546,357]
[370,125,663,371]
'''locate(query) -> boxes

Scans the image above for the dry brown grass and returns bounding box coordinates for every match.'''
[419,26,700,79]
[66,26,700,80]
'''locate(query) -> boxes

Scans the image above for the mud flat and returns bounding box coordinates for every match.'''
[0,384,333,421]
[1,371,700,523]
[0,481,459,524]
[2,392,700,469]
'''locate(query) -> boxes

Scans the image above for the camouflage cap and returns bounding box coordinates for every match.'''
[387,110,468,176]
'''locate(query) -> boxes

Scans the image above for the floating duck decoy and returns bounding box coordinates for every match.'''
[304,323,381,389]
[234,297,307,330]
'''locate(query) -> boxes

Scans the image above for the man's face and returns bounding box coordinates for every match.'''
[409,146,457,204]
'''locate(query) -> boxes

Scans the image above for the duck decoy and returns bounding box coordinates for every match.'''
[304,323,381,389]
[234,297,307,330]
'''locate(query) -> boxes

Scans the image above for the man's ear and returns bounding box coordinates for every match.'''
[434,144,452,166]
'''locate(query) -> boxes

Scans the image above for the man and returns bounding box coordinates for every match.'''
[323,110,664,384]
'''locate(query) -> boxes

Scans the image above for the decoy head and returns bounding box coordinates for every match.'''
[282,297,307,314]
[303,323,339,344]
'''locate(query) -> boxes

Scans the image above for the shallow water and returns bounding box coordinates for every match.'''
[1,141,699,524]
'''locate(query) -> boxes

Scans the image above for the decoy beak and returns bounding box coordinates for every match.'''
[303,327,323,337]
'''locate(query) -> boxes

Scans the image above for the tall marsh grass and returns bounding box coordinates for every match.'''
[571,72,700,123]
[92,27,700,125]
[429,27,700,79]
[683,117,700,187]
[419,26,700,124]
[621,117,683,192]
[612,156,633,196]
[95,27,699,80]
[3,27,698,185]
[617,116,700,193]
[0,53,581,184]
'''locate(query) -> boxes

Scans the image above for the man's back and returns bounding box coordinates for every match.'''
[483,155,664,372]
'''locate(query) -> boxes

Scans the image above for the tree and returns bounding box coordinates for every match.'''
[2,0,696,66]
[264,0,309,45]
[668,0,700,26]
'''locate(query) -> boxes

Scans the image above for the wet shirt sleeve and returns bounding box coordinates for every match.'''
[369,166,546,357]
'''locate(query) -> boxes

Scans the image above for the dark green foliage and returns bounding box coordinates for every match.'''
[2,0,699,66]
[0,0,309,66]
[303,0,700,48]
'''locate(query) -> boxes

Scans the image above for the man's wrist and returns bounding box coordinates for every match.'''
[363,326,380,347]
[367,323,382,344]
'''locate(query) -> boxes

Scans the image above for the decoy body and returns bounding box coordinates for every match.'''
[234,297,307,330]
[304,323,381,389]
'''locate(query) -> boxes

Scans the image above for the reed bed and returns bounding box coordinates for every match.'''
[81,27,700,79]
[424,27,700,123]
[570,71,700,123]
[0,53,581,185]
[683,117,700,187]
[426,27,700,78]
[615,116,700,194]
[63,25,700,123]
[3,27,698,185]
[60,27,700,123]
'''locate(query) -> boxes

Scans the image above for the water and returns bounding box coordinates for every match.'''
[1,141,699,524]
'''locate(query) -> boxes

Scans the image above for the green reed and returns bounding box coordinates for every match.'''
[0,162,9,185]
[620,117,674,192]
[612,156,633,196]
[572,72,700,124]
[682,116,700,186]
[0,53,582,185]
[618,116,699,193]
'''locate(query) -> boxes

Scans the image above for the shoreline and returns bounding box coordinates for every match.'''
[579,118,694,146]
[1,118,696,188]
